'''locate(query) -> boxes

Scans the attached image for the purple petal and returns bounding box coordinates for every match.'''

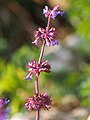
[51,40,59,46]
[32,38,39,45]
[3,107,10,120]
[59,11,65,16]
[51,13,57,19]
[51,11,60,19]
[26,64,30,68]
[4,99,10,105]
[53,5,59,11]
[51,11,65,19]
[26,62,31,68]
[24,73,33,80]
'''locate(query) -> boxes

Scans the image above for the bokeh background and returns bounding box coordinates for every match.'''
[0,0,90,120]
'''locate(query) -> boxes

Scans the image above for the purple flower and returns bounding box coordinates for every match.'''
[0,98,10,109]
[24,60,51,80]
[32,27,58,46]
[0,98,10,120]
[24,93,52,111]
[43,5,65,19]
[43,6,50,18]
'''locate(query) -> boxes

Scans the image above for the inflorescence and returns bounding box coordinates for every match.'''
[43,5,64,19]
[24,93,52,111]
[0,98,10,120]
[32,27,58,46]
[24,5,64,113]
[25,60,51,80]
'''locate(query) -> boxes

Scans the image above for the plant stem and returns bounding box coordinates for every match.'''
[35,75,40,120]
[35,75,39,94]
[46,15,51,32]
[35,15,51,120]
[38,15,51,64]
[36,111,39,120]
[38,41,46,64]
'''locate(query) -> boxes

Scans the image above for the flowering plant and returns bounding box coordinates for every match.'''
[24,5,64,120]
[0,98,10,120]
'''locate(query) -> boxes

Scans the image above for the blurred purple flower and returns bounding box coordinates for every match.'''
[0,98,10,120]
[32,27,58,46]
[24,93,52,111]
[43,5,65,19]
[24,60,51,80]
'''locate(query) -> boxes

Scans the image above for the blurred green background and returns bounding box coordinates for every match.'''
[0,0,90,117]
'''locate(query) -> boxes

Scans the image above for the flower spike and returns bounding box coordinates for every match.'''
[24,5,65,120]
[33,27,58,46]
[43,5,65,19]
[0,98,10,120]
[24,93,52,111]
[24,60,51,80]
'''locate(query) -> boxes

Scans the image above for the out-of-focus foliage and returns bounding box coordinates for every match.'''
[68,0,90,54]
[12,45,39,69]
[67,0,90,108]
[0,60,31,114]
[0,0,90,117]
[0,0,73,61]
[69,0,90,39]
[79,64,90,107]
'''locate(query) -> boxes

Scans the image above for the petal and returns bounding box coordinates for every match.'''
[51,11,60,19]
[24,73,33,80]
[32,38,39,45]
[51,13,57,19]
[51,40,59,46]
[45,38,50,46]
[26,63,30,68]
[34,31,39,38]
[49,27,56,32]
[38,27,45,33]
[52,5,59,11]
[43,6,48,14]
[59,11,65,16]
[4,99,10,105]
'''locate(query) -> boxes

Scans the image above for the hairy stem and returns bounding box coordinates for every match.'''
[38,41,46,64]
[35,15,51,120]
[46,15,51,32]
[35,75,39,94]
[35,75,40,120]
[38,15,51,64]
[36,111,40,120]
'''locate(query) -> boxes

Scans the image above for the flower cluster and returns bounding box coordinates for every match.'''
[43,5,65,19]
[25,60,51,80]
[32,27,58,46]
[24,5,64,118]
[32,5,64,46]
[24,93,52,111]
[0,98,10,120]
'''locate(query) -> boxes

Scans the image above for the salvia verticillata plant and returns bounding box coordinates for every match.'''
[24,5,64,120]
[0,98,10,120]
